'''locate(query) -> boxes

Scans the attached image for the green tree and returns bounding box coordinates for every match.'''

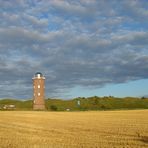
[50,105,58,111]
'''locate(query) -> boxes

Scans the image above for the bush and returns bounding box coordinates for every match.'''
[50,105,57,111]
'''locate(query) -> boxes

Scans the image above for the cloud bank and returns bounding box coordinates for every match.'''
[0,0,148,99]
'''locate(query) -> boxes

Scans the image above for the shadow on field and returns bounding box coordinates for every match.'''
[137,132,148,143]
[95,130,148,145]
[140,136,148,143]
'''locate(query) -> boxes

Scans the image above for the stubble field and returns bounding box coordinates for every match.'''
[0,110,148,148]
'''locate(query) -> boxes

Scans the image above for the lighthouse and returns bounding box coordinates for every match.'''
[32,72,45,110]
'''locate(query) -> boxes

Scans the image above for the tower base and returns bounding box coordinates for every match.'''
[33,104,45,110]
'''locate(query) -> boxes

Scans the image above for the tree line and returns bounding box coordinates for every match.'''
[0,96,148,111]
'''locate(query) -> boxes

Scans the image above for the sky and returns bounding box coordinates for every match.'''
[0,0,148,99]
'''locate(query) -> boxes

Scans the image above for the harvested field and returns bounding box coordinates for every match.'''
[0,110,148,148]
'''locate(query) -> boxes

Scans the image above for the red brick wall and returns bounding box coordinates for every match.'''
[33,77,45,110]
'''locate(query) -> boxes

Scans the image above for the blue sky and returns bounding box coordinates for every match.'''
[0,0,148,99]
[69,79,148,98]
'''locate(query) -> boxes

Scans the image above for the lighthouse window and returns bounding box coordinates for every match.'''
[38,93,40,96]
[38,85,40,88]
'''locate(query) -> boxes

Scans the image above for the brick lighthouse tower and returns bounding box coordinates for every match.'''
[32,72,45,110]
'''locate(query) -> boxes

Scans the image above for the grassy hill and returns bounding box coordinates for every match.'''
[0,96,148,111]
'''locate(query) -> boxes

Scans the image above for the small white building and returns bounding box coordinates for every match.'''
[3,104,16,109]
